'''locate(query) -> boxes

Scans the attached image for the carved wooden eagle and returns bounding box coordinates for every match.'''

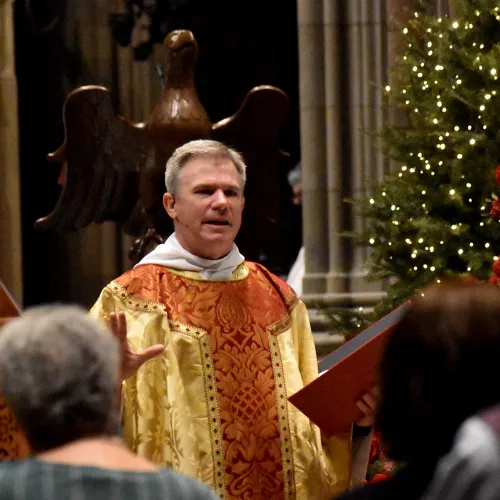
[35,29,291,267]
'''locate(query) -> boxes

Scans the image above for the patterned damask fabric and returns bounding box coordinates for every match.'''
[0,398,30,460]
[90,262,352,499]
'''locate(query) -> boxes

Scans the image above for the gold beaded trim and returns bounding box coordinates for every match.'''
[268,333,296,500]
[108,282,169,315]
[267,314,292,336]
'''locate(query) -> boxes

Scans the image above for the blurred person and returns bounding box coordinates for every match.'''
[0,305,217,500]
[337,282,500,500]
[421,402,500,500]
[91,140,374,499]
[286,162,304,295]
[287,162,302,206]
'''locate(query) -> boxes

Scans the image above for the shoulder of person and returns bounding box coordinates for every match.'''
[450,416,500,471]
[0,459,31,497]
[158,469,219,499]
[104,264,169,297]
[422,416,500,500]
[246,262,299,309]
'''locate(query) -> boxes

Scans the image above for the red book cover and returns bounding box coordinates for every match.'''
[289,301,410,436]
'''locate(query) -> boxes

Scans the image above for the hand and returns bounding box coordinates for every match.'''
[355,386,379,428]
[109,311,165,381]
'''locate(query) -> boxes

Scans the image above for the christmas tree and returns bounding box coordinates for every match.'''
[356,0,500,319]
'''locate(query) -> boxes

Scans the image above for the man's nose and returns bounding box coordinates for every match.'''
[211,190,228,208]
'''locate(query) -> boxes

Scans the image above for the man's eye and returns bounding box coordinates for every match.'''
[197,189,212,195]
[225,190,237,196]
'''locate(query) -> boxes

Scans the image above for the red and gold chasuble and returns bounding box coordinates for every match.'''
[90,262,352,500]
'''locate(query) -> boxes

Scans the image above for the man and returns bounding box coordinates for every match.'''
[91,139,373,499]
[0,305,217,500]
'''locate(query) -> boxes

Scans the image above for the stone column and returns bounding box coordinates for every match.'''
[297,0,425,313]
[348,0,389,296]
[0,0,22,305]
[346,0,367,293]
[297,0,329,295]
[324,1,348,295]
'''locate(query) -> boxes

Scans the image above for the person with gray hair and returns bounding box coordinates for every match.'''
[91,139,375,499]
[0,305,218,500]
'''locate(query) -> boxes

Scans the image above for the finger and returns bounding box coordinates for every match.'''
[356,399,372,416]
[117,312,127,342]
[138,344,165,364]
[370,385,380,398]
[109,312,128,351]
[109,313,119,338]
[361,391,377,411]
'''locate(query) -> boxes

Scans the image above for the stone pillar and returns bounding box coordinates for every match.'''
[0,0,22,305]
[297,0,329,295]
[440,0,458,18]
[297,0,425,314]
[348,0,389,295]
[346,0,367,293]
[324,1,348,295]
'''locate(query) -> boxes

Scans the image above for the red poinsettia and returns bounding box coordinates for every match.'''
[371,473,391,483]
[487,257,500,285]
[491,199,500,219]
[369,432,381,461]
[493,258,500,278]
[489,275,500,285]
[365,430,398,483]
[496,165,500,185]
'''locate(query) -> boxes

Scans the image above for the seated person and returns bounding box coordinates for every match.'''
[336,282,500,500]
[422,403,500,500]
[0,305,217,500]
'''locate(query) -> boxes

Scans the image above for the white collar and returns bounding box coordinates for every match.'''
[135,233,245,281]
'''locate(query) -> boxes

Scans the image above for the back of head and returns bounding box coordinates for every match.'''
[377,282,500,463]
[0,305,120,453]
[164,139,247,195]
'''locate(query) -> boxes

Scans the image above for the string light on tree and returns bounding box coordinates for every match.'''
[350,1,500,323]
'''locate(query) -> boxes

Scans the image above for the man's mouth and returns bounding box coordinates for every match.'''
[204,220,231,226]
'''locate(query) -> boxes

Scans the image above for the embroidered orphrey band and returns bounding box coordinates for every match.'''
[268,333,296,500]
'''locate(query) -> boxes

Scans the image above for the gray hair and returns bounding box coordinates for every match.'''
[165,139,247,195]
[0,305,120,452]
[287,162,302,188]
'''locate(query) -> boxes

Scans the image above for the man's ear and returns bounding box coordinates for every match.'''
[163,193,177,219]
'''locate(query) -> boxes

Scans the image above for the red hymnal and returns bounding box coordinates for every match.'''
[289,301,410,436]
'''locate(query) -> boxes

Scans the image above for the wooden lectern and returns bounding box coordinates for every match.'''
[0,280,30,459]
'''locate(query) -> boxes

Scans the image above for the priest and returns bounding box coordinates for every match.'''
[90,139,374,499]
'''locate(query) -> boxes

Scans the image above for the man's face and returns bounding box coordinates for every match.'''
[163,155,245,259]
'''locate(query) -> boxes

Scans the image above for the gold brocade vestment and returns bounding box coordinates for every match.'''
[90,262,352,499]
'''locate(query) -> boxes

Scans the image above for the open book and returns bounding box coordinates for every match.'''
[289,301,410,435]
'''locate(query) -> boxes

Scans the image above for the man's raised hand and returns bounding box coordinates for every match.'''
[109,311,165,381]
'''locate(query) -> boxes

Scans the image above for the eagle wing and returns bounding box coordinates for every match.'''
[35,85,147,232]
[212,85,292,269]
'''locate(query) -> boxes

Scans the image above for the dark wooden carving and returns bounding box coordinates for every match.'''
[35,29,290,268]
